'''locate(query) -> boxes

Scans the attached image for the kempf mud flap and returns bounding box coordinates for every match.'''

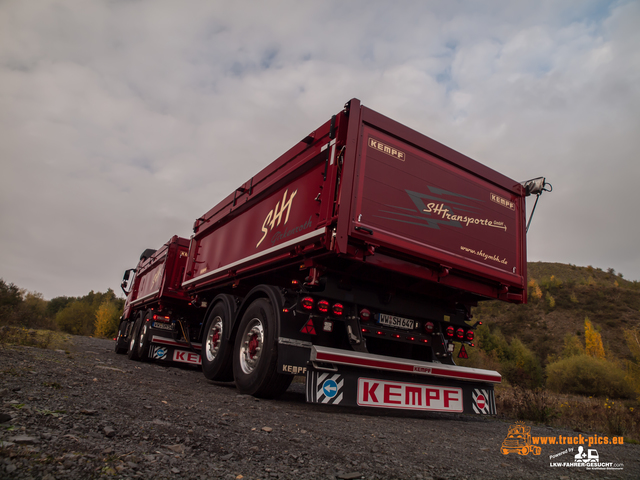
[305,346,499,415]
[148,335,202,365]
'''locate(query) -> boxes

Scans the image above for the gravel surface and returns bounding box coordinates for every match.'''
[1,336,638,479]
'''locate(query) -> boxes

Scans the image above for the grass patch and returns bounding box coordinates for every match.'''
[497,385,639,442]
[0,326,72,350]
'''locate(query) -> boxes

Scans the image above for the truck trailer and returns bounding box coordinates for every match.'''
[117,98,548,415]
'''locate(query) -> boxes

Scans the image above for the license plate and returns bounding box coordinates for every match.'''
[377,313,414,330]
[152,322,174,331]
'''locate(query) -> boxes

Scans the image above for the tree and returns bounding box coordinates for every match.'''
[584,317,605,359]
[46,296,73,318]
[94,299,122,338]
[562,333,584,358]
[55,301,95,335]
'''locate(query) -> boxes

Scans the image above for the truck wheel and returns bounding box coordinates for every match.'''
[232,298,292,398]
[137,312,153,361]
[127,315,143,361]
[114,320,129,354]
[201,303,234,381]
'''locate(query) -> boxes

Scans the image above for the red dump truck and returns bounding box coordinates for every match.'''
[117,98,548,415]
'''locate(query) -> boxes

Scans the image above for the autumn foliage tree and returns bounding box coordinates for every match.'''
[584,317,606,359]
[94,298,123,338]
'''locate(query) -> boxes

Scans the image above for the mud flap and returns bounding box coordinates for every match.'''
[148,334,202,365]
[305,364,496,415]
[277,337,313,375]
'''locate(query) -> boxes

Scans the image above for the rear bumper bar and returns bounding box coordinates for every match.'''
[310,346,501,384]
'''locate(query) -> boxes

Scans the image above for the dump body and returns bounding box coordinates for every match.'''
[122,235,191,321]
[183,99,526,304]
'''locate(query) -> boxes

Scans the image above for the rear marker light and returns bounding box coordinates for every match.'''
[456,328,464,339]
[362,328,370,333]
[406,336,415,341]
[359,309,371,321]
[421,339,429,343]
[424,321,434,333]
[446,326,454,337]
[317,300,329,313]
[332,303,344,316]
[376,331,385,336]
[301,297,314,310]
[466,330,474,341]
[392,334,400,339]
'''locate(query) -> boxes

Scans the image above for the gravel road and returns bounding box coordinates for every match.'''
[1,336,637,479]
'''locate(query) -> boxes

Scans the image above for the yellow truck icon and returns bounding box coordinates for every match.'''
[501,423,542,456]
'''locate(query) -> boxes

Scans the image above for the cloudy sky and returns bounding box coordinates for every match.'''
[1,0,639,300]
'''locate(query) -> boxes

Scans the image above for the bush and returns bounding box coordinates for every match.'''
[474,325,544,389]
[501,338,544,390]
[623,328,640,401]
[546,355,634,399]
[562,333,584,358]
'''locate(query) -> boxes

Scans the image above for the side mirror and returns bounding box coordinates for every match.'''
[520,177,552,232]
[121,269,135,294]
[122,269,133,282]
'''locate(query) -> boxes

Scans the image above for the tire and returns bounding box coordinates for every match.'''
[232,298,292,398]
[137,312,153,361]
[114,320,129,354]
[201,303,234,381]
[127,314,143,361]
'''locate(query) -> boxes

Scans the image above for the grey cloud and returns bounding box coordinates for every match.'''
[1,0,638,298]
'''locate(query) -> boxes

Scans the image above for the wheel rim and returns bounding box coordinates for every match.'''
[139,324,147,350]
[239,318,264,374]
[205,316,223,362]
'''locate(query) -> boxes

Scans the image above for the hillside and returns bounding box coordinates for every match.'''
[472,262,640,364]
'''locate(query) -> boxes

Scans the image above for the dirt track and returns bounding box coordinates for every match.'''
[1,336,638,479]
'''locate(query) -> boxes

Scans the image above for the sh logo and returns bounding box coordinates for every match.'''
[256,188,297,248]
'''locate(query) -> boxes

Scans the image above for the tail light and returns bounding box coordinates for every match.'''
[446,326,454,337]
[466,330,474,341]
[424,321,434,333]
[332,303,344,316]
[359,309,371,321]
[317,300,329,313]
[152,315,170,322]
[456,328,464,339]
[301,297,314,310]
